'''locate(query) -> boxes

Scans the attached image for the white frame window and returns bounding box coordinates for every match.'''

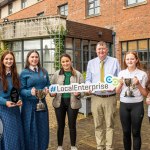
[21,0,27,9]
[126,0,145,6]
[59,4,68,16]
[87,0,100,16]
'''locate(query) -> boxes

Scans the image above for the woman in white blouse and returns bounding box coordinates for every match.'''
[116,51,148,150]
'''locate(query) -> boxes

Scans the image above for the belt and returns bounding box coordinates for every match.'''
[93,93,116,98]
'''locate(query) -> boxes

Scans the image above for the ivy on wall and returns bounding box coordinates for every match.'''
[47,25,67,70]
[0,42,8,57]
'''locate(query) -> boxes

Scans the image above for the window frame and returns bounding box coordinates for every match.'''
[21,0,27,9]
[121,39,149,69]
[126,0,146,6]
[37,11,44,17]
[87,0,100,16]
[59,3,68,16]
[8,3,13,15]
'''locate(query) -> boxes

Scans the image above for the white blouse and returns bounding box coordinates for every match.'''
[118,68,148,103]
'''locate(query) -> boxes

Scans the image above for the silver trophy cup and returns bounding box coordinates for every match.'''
[124,78,135,97]
[35,90,46,111]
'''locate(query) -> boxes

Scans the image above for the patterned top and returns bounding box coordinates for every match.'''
[0,74,13,105]
[0,73,24,150]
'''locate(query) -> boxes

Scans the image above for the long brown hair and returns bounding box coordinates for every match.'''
[123,51,141,69]
[25,50,41,69]
[0,51,20,92]
[25,50,45,74]
[60,53,76,76]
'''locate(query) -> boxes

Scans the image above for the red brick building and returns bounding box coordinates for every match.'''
[0,0,149,73]
[49,0,149,68]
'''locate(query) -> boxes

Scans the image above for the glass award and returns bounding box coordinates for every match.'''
[10,87,19,103]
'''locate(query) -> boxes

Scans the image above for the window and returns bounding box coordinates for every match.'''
[8,3,13,15]
[59,4,68,16]
[122,42,127,52]
[87,0,100,16]
[128,41,137,51]
[121,39,149,69]
[126,0,145,6]
[21,0,27,9]
[37,12,44,17]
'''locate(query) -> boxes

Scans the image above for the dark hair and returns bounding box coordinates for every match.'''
[60,53,72,61]
[123,51,141,69]
[25,50,46,74]
[25,50,41,69]
[60,53,76,76]
[0,51,20,92]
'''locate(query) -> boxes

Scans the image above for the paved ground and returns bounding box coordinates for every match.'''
[47,96,150,150]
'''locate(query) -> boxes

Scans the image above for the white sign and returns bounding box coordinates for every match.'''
[49,75,119,93]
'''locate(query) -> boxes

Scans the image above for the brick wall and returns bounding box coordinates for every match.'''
[1,0,150,63]
[2,0,51,20]
[47,0,150,62]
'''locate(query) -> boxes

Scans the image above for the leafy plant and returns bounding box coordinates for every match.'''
[46,24,67,70]
[0,42,8,57]
[82,71,86,80]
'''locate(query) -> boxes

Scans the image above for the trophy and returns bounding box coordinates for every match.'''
[35,89,46,111]
[10,87,19,103]
[124,78,135,97]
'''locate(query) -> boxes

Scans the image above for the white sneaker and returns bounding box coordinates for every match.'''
[57,146,64,150]
[71,146,78,150]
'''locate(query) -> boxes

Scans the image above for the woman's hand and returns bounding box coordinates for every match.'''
[85,90,92,96]
[43,87,49,95]
[50,93,57,97]
[6,101,16,107]
[31,87,36,96]
[74,92,81,97]
[132,76,140,86]
[16,100,23,106]
[119,77,124,86]
[116,77,124,94]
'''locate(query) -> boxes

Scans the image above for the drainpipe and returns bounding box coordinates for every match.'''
[112,31,116,57]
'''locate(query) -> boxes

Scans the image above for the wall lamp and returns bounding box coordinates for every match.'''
[98,31,103,37]
[3,18,9,23]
